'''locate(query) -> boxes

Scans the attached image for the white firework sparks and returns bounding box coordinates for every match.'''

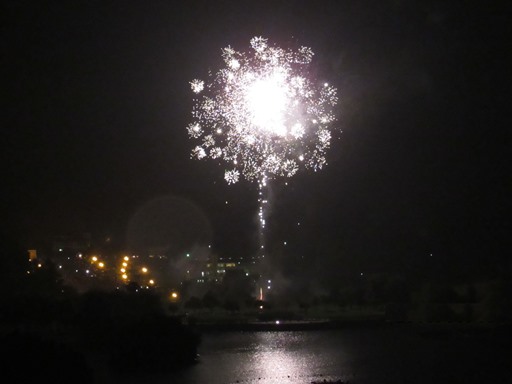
[190,79,204,94]
[188,36,339,184]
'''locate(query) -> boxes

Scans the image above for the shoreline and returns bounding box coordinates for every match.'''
[189,317,512,335]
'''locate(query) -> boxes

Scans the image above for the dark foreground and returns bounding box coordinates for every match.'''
[0,314,200,383]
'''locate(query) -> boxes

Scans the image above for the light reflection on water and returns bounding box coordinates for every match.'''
[248,332,332,383]
[177,330,354,384]
[108,326,508,384]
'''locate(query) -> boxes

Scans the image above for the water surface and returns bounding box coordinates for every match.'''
[102,325,509,384]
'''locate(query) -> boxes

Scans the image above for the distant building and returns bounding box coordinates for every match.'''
[28,249,37,261]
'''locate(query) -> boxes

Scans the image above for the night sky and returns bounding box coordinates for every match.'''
[3,1,509,283]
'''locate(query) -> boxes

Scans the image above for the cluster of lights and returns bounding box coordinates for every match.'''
[188,36,339,184]
[118,256,156,288]
[30,251,160,290]
[83,255,107,277]
[91,255,105,269]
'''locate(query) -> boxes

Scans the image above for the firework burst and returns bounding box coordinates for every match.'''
[188,37,339,185]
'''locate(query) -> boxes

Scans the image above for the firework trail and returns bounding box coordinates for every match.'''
[188,37,339,276]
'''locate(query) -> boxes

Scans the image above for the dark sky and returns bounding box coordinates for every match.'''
[2,1,509,281]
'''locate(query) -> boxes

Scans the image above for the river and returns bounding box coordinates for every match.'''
[97,324,509,384]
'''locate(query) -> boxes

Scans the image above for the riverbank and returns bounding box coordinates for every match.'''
[181,305,388,331]
[186,311,512,337]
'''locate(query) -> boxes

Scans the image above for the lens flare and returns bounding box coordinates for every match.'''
[188,37,339,185]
